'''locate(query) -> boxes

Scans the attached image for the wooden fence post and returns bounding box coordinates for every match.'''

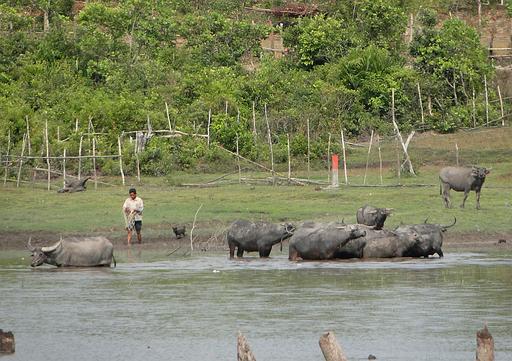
[455,143,459,166]
[377,133,383,185]
[165,101,172,132]
[327,133,331,183]
[207,109,211,148]
[45,120,51,191]
[391,88,415,175]
[497,85,504,126]
[236,109,241,184]
[134,135,141,183]
[63,148,66,186]
[472,87,477,128]
[476,324,494,361]
[264,104,275,185]
[78,135,83,179]
[3,129,10,186]
[26,115,31,156]
[340,130,348,185]
[118,137,125,186]
[92,137,97,190]
[237,331,256,361]
[287,133,291,183]
[417,83,424,124]
[307,118,311,180]
[363,130,374,185]
[319,331,348,361]
[16,134,27,188]
[484,75,489,126]
[252,101,257,144]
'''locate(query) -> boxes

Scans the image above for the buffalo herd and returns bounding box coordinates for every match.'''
[227,205,456,261]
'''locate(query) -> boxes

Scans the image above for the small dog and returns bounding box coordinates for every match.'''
[172,225,186,239]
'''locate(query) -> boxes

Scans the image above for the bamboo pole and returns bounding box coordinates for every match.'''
[395,137,401,185]
[377,133,383,185]
[25,115,31,156]
[340,129,348,185]
[455,143,459,166]
[327,133,331,183]
[472,87,477,128]
[118,137,125,186]
[484,75,489,126]
[236,109,241,184]
[417,83,424,124]
[363,130,374,185]
[225,100,228,114]
[477,0,482,27]
[92,137,97,190]
[3,130,10,186]
[287,133,291,183]
[78,136,83,179]
[45,120,50,191]
[207,109,211,148]
[57,126,60,142]
[16,134,26,188]
[264,104,275,185]
[63,148,66,186]
[189,203,203,254]
[252,101,257,143]
[319,331,348,361]
[75,118,79,133]
[134,135,141,183]
[307,119,311,180]
[497,85,504,126]
[165,101,172,132]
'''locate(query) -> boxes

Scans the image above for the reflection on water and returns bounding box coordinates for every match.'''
[1,250,511,361]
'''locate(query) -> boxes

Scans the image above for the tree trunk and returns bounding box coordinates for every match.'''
[319,331,348,361]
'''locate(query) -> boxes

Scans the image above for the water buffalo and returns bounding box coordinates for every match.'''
[394,217,456,258]
[439,166,491,209]
[27,236,115,267]
[288,223,366,261]
[362,228,421,259]
[227,220,295,258]
[356,205,392,230]
[57,177,91,193]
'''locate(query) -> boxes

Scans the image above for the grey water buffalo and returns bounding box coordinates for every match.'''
[362,228,421,258]
[394,217,456,258]
[356,205,392,230]
[227,220,295,258]
[439,166,491,209]
[27,236,115,267]
[288,223,366,261]
[57,177,91,193]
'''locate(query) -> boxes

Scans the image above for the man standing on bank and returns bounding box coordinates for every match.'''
[123,188,144,245]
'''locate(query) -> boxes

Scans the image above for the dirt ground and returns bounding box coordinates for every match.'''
[2,229,511,254]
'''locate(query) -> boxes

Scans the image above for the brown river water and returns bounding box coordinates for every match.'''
[0,249,511,361]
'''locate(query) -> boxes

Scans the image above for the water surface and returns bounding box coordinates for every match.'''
[1,250,511,361]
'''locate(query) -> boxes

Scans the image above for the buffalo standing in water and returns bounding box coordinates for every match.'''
[227,220,295,258]
[439,166,490,209]
[356,205,392,230]
[27,236,115,267]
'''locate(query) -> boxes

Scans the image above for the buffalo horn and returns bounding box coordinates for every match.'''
[41,240,61,253]
[27,237,36,252]
[441,216,457,229]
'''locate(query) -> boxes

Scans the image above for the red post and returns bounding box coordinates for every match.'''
[331,154,339,187]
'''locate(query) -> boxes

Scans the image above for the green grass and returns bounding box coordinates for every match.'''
[2,129,512,241]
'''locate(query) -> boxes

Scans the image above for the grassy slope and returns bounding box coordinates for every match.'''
[2,129,512,244]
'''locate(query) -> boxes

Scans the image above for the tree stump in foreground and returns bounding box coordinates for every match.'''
[476,324,494,361]
[319,331,348,361]
[237,331,256,361]
[0,329,15,354]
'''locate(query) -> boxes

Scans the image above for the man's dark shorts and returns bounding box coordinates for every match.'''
[134,221,142,232]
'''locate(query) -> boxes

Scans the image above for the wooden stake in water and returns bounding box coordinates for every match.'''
[264,104,275,185]
[117,137,125,186]
[319,331,348,361]
[340,129,348,185]
[16,134,27,188]
[45,120,51,191]
[363,130,374,185]
[3,129,10,186]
